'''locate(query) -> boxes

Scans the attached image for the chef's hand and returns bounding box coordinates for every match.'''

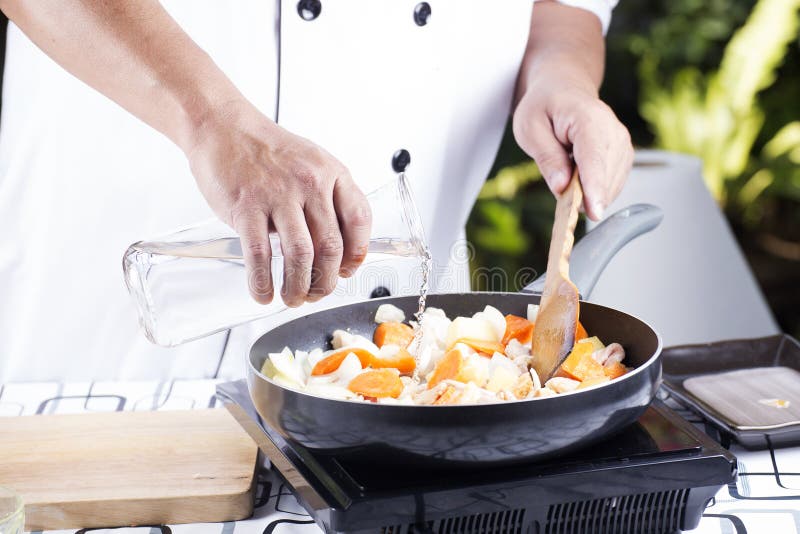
[1,0,372,307]
[186,99,372,306]
[512,1,633,221]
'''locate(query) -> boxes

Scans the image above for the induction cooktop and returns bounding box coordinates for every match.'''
[217,380,736,534]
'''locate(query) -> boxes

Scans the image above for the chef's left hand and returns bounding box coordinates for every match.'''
[512,1,634,221]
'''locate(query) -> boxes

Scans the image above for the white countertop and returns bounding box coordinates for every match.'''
[1,379,798,534]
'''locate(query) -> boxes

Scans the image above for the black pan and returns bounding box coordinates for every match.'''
[247,205,664,466]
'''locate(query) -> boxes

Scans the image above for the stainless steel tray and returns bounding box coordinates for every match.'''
[662,334,800,449]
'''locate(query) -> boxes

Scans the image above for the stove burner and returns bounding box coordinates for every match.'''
[218,380,736,534]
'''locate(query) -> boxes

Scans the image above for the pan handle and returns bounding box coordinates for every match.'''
[521,204,663,299]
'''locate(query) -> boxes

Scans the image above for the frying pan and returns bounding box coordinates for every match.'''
[247,204,664,466]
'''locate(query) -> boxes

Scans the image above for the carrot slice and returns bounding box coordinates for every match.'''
[373,322,415,348]
[552,367,574,379]
[347,369,404,398]
[453,338,506,357]
[603,361,628,380]
[427,348,464,389]
[502,314,534,345]
[432,385,462,405]
[311,348,373,376]
[370,348,417,374]
[575,321,588,342]
[560,342,605,382]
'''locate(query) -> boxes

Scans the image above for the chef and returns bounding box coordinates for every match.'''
[0,0,631,381]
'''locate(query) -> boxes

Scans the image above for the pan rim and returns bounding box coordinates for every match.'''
[247,292,663,408]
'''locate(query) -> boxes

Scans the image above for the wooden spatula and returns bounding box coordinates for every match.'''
[531,167,584,382]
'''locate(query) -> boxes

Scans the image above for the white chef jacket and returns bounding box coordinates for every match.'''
[0,1,615,382]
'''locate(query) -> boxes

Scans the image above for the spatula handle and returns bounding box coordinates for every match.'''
[542,168,583,293]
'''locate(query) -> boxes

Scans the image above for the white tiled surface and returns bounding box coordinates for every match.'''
[2,379,798,534]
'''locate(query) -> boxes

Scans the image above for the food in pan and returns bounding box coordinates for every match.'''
[260,304,631,405]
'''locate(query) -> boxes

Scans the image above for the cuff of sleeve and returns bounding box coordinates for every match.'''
[533,0,616,35]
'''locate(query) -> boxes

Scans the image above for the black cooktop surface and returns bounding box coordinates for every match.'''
[318,406,702,494]
[217,380,736,534]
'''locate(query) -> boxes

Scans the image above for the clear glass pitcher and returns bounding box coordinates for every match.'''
[123,174,427,347]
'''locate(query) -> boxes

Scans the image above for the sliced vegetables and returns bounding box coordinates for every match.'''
[428,347,464,389]
[312,348,373,376]
[575,321,589,342]
[373,321,415,348]
[603,362,628,380]
[502,314,534,345]
[452,338,506,356]
[577,375,611,390]
[260,303,630,405]
[370,347,417,374]
[445,316,498,349]
[348,369,404,398]
[560,341,606,382]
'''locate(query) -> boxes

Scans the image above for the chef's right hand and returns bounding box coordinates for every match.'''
[185,100,372,307]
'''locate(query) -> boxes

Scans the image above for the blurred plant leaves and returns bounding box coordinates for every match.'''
[468,0,799,333]
[477,160,541,200]
[470,200,529,256]
[639,0,800,205]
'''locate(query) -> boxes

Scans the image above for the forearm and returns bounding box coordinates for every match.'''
[512,1,631,220]
[0,0,244,152]
[516,1,605,103]
[1,0,371,306]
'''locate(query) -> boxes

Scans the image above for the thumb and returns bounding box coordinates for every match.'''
[513,112,572,194]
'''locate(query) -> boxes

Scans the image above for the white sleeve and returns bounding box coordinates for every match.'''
[533,0,619,35]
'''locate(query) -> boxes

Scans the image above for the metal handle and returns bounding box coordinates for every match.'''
[522,204,664,299]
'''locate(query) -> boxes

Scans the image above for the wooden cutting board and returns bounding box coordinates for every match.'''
[0,409,258,531]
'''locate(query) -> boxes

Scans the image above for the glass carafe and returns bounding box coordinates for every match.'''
[123,174,427,347]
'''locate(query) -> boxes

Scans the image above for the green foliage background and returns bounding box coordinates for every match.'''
[467,0,800,338]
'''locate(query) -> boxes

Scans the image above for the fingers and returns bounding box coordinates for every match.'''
[304,194,344,303]
[233,163,366,308]
[513,109,573,195]
[274,171,369,305]
[571,123,609,220]
[333,175,372,278]
[609,126,634,204]
[513,87,634,221]
[570,104,633,220]
[194,115,368,307]
[272,205,314,307]
[232,208,274,304]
